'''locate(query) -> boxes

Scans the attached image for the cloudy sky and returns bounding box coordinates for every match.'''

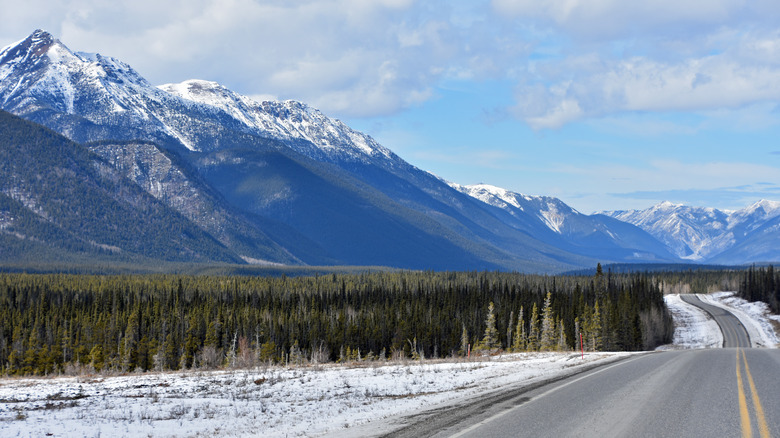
[3,0,780,213]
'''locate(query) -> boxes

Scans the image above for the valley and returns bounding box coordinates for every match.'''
[2,30,779,273]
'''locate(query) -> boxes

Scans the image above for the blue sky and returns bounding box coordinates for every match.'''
[3,0,780,213]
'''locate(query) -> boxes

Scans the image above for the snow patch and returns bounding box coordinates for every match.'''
[0,353,634,437]
[657,294,723,350]
[239,256,285,266]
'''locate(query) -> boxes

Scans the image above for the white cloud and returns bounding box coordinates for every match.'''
[3,0,469,118]
[4,0,780,127]
[496,0,780,128]
[491,0,773,40]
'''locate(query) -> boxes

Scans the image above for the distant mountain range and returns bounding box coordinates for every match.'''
[601,200,780,265]
[1,30,778,272]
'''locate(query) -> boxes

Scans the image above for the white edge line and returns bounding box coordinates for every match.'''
[448,355,647,438]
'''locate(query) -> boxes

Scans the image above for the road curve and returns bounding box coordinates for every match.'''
[680,294,752,348]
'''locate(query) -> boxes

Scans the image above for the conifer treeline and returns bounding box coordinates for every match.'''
[738,265,779,313]
[0,269,673,375]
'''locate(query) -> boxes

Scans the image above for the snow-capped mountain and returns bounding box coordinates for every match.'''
[2,29,775,271]
[452,183,677,262]
[452,183,580,234]
[160,80,396,165]
[602,200,780,263]
[0,30,398,166]
[0,30,207,148]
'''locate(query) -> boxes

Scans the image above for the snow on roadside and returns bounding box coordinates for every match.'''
[657,294,723,350]
[698,292,780,348]
[0,352,634,438]
[7,290,776,437]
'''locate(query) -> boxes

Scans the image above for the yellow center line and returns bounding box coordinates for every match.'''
[737,348,752,438]
[741,349,771,438]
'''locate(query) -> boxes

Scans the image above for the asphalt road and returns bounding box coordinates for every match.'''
[386,296,778,438]
[680,293,752,348]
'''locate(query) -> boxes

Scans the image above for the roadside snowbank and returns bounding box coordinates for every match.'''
[699,292,780,348]
[658,294,723,349]
[0,352,633,438]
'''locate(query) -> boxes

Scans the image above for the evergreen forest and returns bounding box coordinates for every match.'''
[0,266,742,376]
[739,265,780,313]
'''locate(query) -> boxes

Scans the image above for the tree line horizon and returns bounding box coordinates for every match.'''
[0,266,750,375]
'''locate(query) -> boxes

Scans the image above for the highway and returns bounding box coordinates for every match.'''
[386,295,778,438]
[680,294,752,348]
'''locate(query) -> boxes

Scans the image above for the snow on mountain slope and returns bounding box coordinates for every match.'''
[603,201,732,260]
[727,199,780,233]
[449,183,677,262]
[1,30,400,169]
[0,30,213,150]
[603,200,780,263]
[3,30,779,269]
[160,79,396,164]
[452,183,576,234]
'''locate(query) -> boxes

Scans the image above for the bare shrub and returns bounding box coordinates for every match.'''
[310,342,330,365]
[196,346,223,369]
[235,336,256,369]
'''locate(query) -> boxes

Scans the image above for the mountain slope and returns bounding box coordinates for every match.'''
[158,80,601,270]
[709,214,780,264]
[453,184,677,262]
[1,31,535,270]
[86,140,300,265]
[0,109,242,264]
[602,200,780,264]
[0,29,740,272]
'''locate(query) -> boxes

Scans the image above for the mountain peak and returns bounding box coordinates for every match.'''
[29,29,55,44]
[654,200,682,210]
[729,199,780,228]
[749,199,780,213]
[1,29,59,69]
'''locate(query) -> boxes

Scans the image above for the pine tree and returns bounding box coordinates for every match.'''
[556,318,568,351]
[527,303,540,351]
[511,306,526,352]
[589,301,603,351]
[459,324,470,356]
[481,302,499,350]
[540,292,556,351]
[506,310,514,351]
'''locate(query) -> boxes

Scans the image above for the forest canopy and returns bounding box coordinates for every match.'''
[0,267,739,376]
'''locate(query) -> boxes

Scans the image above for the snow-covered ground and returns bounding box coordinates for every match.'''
[1,352,633,437]
[2,291,777,438]
[660,291,780,349]
[658,294,723,349]
[699,291,780,348]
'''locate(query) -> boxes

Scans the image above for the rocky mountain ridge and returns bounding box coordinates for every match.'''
[1,30,778,270]
[601,200,780,263]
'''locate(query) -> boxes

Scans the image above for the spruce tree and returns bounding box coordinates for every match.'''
[527,303,540,351]
[459,324,470,356]
[540,292,555,351]
[481,302,499,350]
[511,306,526,352]
[556,318,567,351]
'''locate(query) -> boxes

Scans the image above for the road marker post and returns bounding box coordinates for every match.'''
[580,333,584,359]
